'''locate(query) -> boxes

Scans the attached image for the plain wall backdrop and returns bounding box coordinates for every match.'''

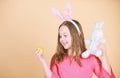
[0,0,120,78]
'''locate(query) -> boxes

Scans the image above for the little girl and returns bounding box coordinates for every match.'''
[35,19,115,78]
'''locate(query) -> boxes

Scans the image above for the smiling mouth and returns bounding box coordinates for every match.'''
[62,42,68,46]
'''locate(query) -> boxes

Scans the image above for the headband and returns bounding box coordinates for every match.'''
[51,2,80,32]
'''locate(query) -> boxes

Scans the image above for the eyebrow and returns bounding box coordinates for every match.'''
[59,32,68,35]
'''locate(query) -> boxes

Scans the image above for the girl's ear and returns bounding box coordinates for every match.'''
[78,32,81,36]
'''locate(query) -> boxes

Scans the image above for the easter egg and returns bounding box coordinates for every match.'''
[37,46,44,54]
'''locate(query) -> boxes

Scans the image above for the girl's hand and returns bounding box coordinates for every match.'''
[97,43,107,58]
[97,43,112,74]
[35,47,45,62]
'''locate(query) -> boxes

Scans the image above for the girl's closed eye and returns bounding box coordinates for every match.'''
[64,34,68,37]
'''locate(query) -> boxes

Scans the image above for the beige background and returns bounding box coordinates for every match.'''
[0,0,120,78]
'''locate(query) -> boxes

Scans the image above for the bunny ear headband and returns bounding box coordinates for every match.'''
[51,2,80,32]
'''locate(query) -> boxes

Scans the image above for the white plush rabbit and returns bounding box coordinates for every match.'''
[82,21,106,58]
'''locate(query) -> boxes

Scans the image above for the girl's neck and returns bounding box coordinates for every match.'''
[67,48,76,56]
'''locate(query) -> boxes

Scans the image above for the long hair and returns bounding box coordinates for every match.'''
[50,19,87,69]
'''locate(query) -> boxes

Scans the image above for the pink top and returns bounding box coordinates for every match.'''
[50,55,115,78]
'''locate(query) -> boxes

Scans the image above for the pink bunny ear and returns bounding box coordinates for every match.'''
[64,2,72,20]
[51,8,65,21]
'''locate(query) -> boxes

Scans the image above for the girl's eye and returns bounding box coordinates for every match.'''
[64,34,67,37]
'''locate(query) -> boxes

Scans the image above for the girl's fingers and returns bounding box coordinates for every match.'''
[97,43,107,57]
[98,43,105,51]
[35,50,42,56]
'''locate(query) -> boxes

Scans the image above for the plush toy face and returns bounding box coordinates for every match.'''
[92,21,104,39]
[91,29,103,39]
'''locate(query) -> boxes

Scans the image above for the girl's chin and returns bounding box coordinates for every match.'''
[63,46,70,50]
[63,46,68,49]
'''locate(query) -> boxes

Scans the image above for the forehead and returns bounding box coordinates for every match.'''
[59,25,70,34]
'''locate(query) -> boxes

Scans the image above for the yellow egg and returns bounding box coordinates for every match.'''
[37,46,44,54]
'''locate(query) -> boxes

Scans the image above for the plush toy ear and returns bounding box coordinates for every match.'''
[95,21,104,28]
[78,32,81,36]
[82,50,90,58]
[85,40,91,47]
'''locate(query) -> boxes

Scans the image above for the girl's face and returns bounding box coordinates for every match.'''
[59,25,72,50]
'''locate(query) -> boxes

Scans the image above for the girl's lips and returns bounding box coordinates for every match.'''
[62,42,68,47]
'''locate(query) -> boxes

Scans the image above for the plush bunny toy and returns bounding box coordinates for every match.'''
[82,21,106,58]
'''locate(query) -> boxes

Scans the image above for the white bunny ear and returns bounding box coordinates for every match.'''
[95,21,104,28]
[51,8,65,21]
[64,2,72,20]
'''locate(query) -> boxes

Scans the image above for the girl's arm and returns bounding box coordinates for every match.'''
[93,43,115,78]
[35,50,51,78]
[98,43,111,74]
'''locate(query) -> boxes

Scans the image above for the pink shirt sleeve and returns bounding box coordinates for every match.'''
[92,56,115,78]
[50,64,60,78]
